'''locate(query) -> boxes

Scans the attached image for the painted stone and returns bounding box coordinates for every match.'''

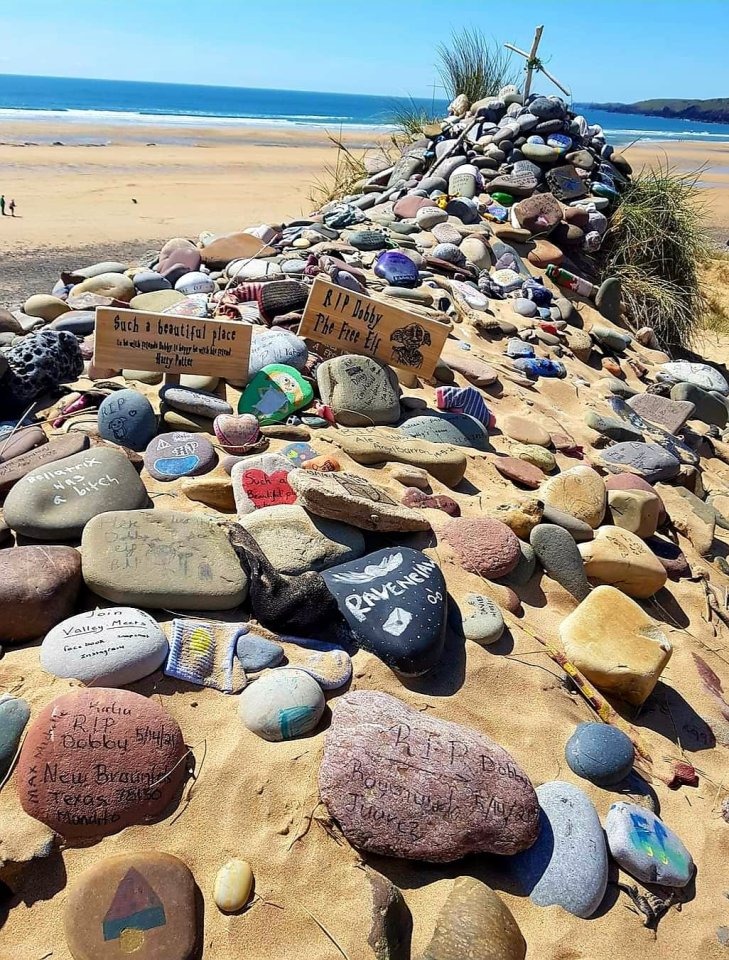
[248,329,308,378]
[287,644,353,691]
[238,668,324,741]
[144,432,216,481]
[323,547,447,675]
[81,510,248,610]
[0,695,30,779]
[230,453,296,515]
[3,448,149,540]
[565,722,635,786]
[511,781,608,918]
[289,469,431,532]
[17,688,187,839]
[98,389,157,452]
[64,852,198,960]
[374,250,420,288]
[278,441,318,467]
[0,544,82,643]
[213,413,262,454]
[605,802,694,887]
[559,585,672,705]
[317,355,401,427]
[319,691,539,861]
[238,364,314,424]
[41,608,168,687]
[421,877,526,960]
[213,858,253,913]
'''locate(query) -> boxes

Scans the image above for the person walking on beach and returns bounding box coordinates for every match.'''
[0,196,5,216]
[8,199,15,217]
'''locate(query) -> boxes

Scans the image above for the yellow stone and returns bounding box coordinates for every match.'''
[181,477,236,512]
[213,858,254,913]
[540,465,606,528]
[607,489,661,539]
[560,585,672,706]
[578,525,667,598]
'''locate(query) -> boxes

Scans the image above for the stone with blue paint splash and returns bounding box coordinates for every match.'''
[605,801,694,887]
[238,668,324,741]
[144,431,216,481]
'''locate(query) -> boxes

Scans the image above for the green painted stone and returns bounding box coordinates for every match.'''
[238,364,314,425]
[490,192,515,206]
[0,695,30,778]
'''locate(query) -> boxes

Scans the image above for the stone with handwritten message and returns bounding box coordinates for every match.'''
[3,448,149,540]
[605,802,693,887]
[248,328,308,378]
[144,432,216,481]
[323,547,447,675]
[41,608,169,687]
[17,688,188,839]
[288,469,431,533]
[317,355,401,426]
[98,389,157,452]
[81,510,248,610]
[319,691,539,861]
[400,412,490,451]
[64,852,198,960]
[230,453,296,515]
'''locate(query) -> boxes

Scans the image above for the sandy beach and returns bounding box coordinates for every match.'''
[1,121,728,304]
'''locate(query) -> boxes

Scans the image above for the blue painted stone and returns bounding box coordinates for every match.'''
[513,358,566,379]
[144,431,216,481]
[0,695,30,778]
[565,722,634,786]
[98,389,157,452]
[605,802,694,887]
[155,455,200,476]
[506,338,535,359]
[547,133,573,155]
[374,251,420,289]
[279,442,318,467]
[322,547,447,676]
[511,780,608,918]
[235,627,285,671]
[526,135,545,144]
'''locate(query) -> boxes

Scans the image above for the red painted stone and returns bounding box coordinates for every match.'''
[493,456,544,489]
[440,517,521,578]
[319,691,539,862]
[17,688,187,839]
[242,469,296,509]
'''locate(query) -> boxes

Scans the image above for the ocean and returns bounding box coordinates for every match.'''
[2,74,729,146]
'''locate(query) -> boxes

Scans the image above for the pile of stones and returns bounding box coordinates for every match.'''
[1,87,726,959]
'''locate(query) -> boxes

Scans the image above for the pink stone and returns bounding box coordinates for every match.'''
[214,414,261,454]
[493,456,544,489]
[393,195,435,219]
[441,517,521,578]
[17,688,187,839]
[401,487,460,516]
[319,691,539,862]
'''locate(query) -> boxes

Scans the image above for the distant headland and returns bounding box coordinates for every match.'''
[590,98,729,125]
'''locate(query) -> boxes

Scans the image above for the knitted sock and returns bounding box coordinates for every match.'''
[436,385,493,427]
[165,619,247,693]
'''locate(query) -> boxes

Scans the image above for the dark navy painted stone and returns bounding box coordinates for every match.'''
[0,695,30,778]
[322,547,447,676]
[399,412,490,450]
[98,389,157,452]
[374,251,420,289]
[144,431,216,481]
[565,722,635,786]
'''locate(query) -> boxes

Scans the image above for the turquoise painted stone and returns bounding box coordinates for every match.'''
[238,364,314,425]
[0,695,30,778]
[605,801,693,887]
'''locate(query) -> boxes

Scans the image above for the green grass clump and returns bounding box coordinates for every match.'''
[595,162,712,347]
[308,132,370,208]
[437,29,519,105]
[389,96,441,141]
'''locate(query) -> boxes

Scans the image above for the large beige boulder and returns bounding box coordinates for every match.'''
[579,525,667,598]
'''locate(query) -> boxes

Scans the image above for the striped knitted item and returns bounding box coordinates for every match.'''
[258,280,310,324]
[436,385,492,427]
[164,619,247,693]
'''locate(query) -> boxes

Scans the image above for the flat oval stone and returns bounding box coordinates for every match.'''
[319,690,539,862]
[0,424,47,462]
[539,465,606,528]
[81,510,248,610]
[601,441,680,483]
[41,608,168,687]
[3,448,149,540]
[18,688,187,839]
[421,877,526,960]
[565,722,635,786]
[248,329,308,378]
[231,453,296,514]
[98,389,157,452]
[400,412,489,451]
[0,695,30,778]
[0,545,82,642]
[501,415,551,447]
[323,547,446,675]
[0,433,89,496]
[493,456,543,489]
[605,801,693,886]
[441,517,521,578]
[235,629,284,671]
[158,386,232,420]
[64,852,198,960]
[530,523,591,601]
[511,780,608,918]
[658,360,729,396]
[144,432,216,481]
[214,858,254,913]
[289,646,353,690]
[239,668,324,741]
[374,250,420,288]
[460,594,504,645]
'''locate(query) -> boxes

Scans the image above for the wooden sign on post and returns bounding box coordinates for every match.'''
[94,307,252,378]
[297,277,451,377]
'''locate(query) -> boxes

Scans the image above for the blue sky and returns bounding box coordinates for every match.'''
[1,0,728,102]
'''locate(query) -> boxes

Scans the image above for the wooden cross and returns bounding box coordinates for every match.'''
[505,25,571,101]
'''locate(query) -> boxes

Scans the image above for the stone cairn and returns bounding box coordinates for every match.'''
[1,84,726,958]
